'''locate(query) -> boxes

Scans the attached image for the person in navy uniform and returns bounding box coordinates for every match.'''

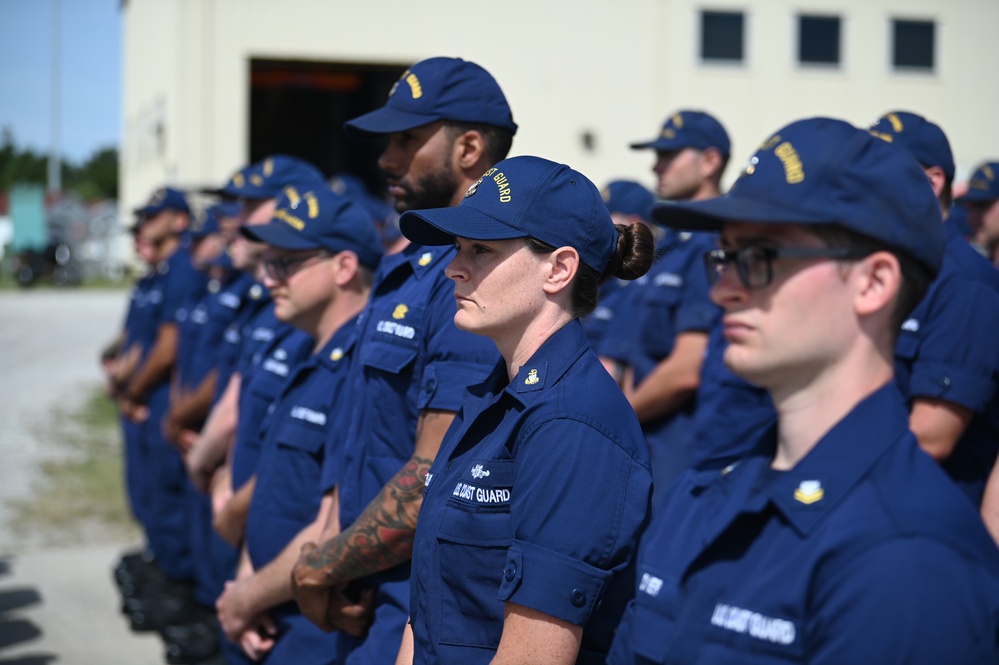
[868,112,999,506]
[608,117,999,664]
[119,187,208,627]
[958,160,999,263]
[289,57,514,664]
[598,111,726,493]
[214,183,382,663]
[394,156,654,665]
[186,156,328,544]
[582,180,655,350]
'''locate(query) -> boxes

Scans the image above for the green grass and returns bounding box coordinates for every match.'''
[10,385,141,546]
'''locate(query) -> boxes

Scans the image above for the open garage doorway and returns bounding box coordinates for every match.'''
[249,58,407,198]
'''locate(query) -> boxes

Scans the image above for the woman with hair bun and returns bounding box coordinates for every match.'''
[393,156,655,665]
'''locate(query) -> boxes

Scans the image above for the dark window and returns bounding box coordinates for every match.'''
[249,59,408,194]
[701,11,745,62]
[798,15,841,65]
[892,19,935,70]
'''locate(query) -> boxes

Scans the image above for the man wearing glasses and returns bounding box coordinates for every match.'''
[608,118,999,664]
[214,183,382,663]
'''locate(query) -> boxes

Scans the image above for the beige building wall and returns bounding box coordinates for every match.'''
[122,0,999,212]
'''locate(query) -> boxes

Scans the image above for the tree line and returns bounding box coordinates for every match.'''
[1,127,118,201]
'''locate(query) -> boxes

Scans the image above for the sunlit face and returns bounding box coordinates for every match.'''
[134,233,157,265]
[653,147,708,201]
[260,247,335,328]
[137,222,172,263]
[444,238,550,342]
[229,198,277,273]
[710,223,859,390]
[377,122,460,213]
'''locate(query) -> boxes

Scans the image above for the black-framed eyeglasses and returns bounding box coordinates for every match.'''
[262,251,331,281]
[704,246,872,290]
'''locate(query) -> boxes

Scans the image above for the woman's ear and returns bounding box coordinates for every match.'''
[543,246,580,296]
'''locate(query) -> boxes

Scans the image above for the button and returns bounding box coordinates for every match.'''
[938,377,951,389]
[570,589,586,608]
[504,566,516,582]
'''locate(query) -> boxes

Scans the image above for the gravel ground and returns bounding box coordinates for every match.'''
[0,288,164,664]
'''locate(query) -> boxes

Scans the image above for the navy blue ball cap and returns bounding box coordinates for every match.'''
[134,187,190,217]
[651,117,946,275]
[602,180,655,223]
[957,162,999,204]
[399,156,617,273]
[240,183,382,270]
[220,155,327,199]
[869,111,955,180]
[189,201,241,239]
[344,57,517,139]
[631,110,731,158]
[188,212,220,239]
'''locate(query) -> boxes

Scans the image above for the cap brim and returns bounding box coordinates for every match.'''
[220,184,279,200]
[651,196,832,231]
[400,206,527,246]
[240,222,320,250]
[199,185,239,198]
[957,190,999,204]
[344,107,440,139]
[630,137,693,152]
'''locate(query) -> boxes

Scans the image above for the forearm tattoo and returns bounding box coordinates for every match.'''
[307,455,433,583]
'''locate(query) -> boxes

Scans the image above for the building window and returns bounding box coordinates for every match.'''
[701,11,745,62]
[798,15,840,65]
[892,19,935,70]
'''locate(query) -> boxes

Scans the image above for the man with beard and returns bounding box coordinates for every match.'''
[289,56,515,665]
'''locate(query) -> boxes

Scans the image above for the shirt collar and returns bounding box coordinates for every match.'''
[689,383,911,538]
[460,319,591,413]
[757,383,911,535]
[317,313,361,370]
[406,243,454,280]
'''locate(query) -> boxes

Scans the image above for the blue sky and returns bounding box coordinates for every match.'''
[0,0,120,163]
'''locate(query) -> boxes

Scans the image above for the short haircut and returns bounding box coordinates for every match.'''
[809,224,934,336]
[444,121,515,166]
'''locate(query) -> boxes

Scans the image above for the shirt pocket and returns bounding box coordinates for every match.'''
[638,287,683,361]
[436,459,514,650]
[265,420,327,521]
[626,568,681,664]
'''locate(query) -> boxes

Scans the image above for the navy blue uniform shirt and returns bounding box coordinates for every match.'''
[214,278,268,402]
[596,231,719,489]
[329,244,499,665]
[189,271,254,389]
[241,321,357,664]
[411,319,652,665]
[608,384,999,664]
[246,319,357,569]
[894,235,999,504]
[230,323,313,491]
[687,324,775,472]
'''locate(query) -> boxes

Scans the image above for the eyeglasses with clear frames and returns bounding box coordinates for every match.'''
[262,251,331,281]
[703,245,872,290]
